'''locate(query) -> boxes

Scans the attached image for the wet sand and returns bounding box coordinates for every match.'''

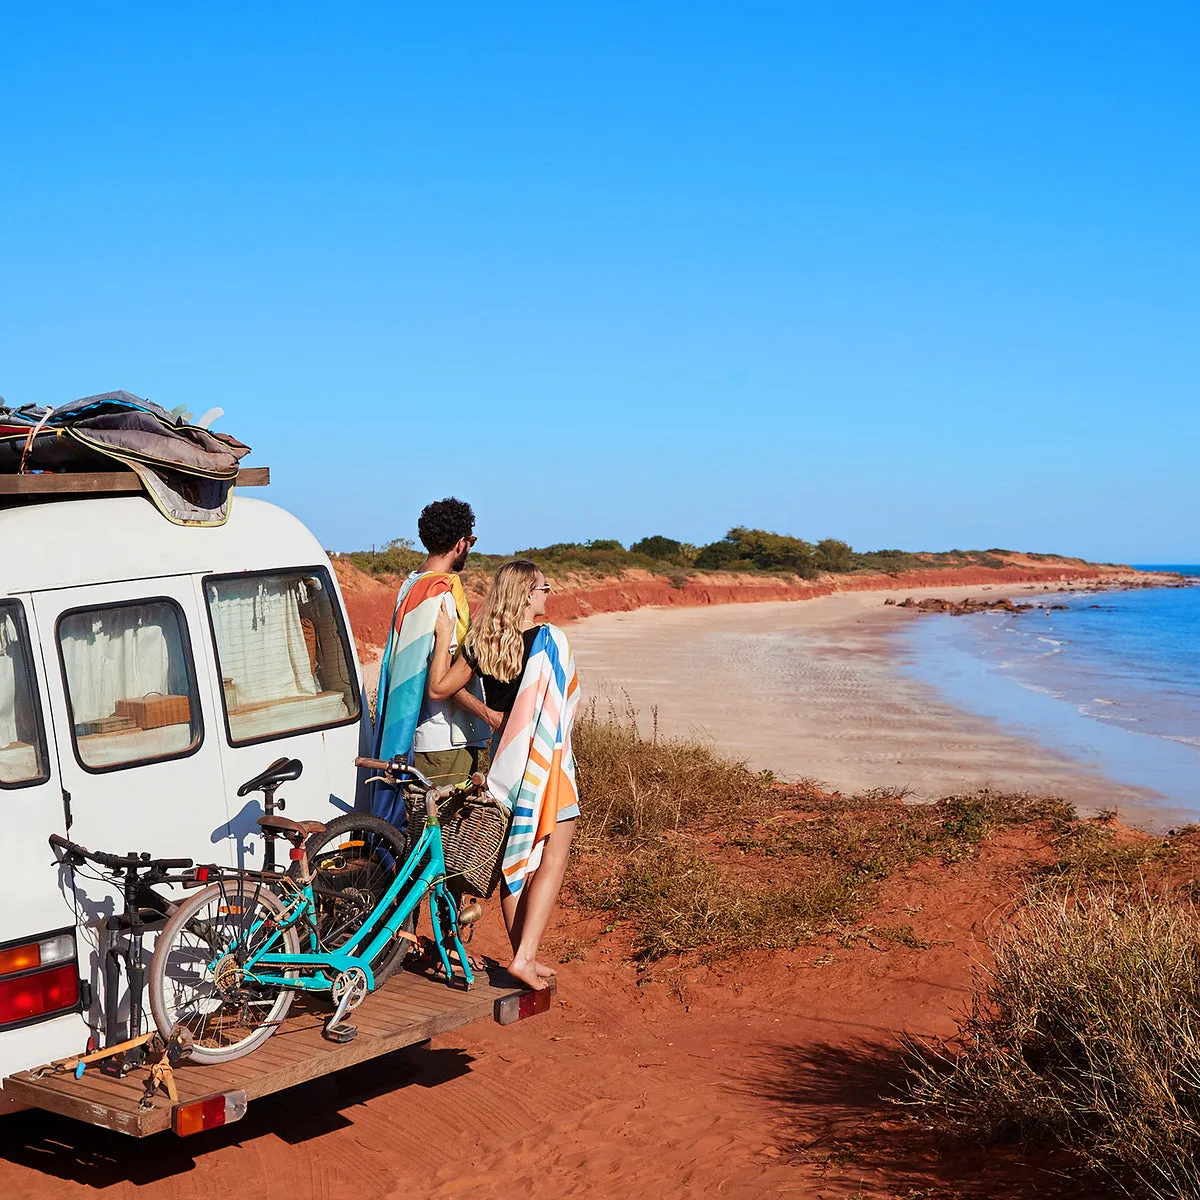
[568,583,1169,821]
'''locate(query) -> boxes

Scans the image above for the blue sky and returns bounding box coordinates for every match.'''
[2,4,1196,561]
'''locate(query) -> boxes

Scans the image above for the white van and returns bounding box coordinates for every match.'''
[0,491,365,1106]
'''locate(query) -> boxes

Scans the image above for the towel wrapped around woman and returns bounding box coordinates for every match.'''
[427,559,579,991]
[486,623,580,896]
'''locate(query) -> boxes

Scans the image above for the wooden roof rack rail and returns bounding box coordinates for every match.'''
[0,467,270,496]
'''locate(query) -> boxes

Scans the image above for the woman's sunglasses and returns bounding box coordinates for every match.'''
[530,583,552,594]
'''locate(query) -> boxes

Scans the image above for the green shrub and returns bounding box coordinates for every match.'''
[342,537,424,577]
[813,538,853,573]
[630,535,684,560]
[693,527,819,576]
[694,538,744,570]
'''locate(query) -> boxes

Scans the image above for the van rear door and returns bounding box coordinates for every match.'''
[0,596,72,946]
[32,581,231,861]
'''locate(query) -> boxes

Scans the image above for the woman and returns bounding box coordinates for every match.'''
[429,560,579,992]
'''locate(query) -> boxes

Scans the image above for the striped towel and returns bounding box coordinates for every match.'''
[372,571,483,821]
[488,624,581,897]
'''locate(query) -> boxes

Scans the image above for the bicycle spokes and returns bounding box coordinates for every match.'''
[153,879,297,1056]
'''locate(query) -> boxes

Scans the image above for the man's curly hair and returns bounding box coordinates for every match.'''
[417,497,476,555]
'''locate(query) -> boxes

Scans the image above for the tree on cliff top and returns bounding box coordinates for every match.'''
[695,527,820,577]
[630,535,683,561]
[814,538,853,573]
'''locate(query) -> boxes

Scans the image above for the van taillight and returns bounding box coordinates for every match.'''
[494,986,554,1025]
[0,932,80,1027]
[0,933,75,976]
[173,1091,248,1136]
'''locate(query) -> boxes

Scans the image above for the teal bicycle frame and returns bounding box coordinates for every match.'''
[226,791,474,994]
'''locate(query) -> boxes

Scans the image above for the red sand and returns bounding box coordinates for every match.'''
[0,556,1161,1197]
[0,822,1111,1198]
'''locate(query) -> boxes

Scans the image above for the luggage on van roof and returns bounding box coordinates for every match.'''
[0,391,251,526]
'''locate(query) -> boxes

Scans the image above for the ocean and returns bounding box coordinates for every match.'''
[898,567,1200,819]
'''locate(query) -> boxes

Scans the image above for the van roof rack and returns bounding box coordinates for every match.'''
[0,467,269,497]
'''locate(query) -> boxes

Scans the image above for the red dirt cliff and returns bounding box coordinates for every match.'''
[331,555,1167,656]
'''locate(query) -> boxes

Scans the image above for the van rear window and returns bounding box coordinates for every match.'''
[204,569,360,746]
[0,601,49,788]
[57,600,203,772]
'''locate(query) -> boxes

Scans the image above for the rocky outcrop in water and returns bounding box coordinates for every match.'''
[885,596,1070,616]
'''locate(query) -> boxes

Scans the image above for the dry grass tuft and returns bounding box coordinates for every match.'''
[1043,821,1176,885]
[571,708,1077,965]
[902,884,1200,1199]
[572,700,773,843]
[734,788,1073,875]
[576,839,861,962]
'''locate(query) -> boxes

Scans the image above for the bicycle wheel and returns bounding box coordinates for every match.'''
[295,812,415,987]
[149,878,300,1063]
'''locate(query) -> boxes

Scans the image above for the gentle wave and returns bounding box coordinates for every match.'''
[899,575,1200,811]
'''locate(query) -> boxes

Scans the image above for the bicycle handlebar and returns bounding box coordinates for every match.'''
[48,833,193,872]
[355,756,435,790]
[354,757,493,815]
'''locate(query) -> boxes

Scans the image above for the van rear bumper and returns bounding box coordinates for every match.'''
[4,965,550,1136]
[0,1007,89,1086]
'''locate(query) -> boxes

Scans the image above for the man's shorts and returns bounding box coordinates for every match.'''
[411,746,480,788]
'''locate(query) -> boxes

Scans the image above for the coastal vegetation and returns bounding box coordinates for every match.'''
[903,884,1200,1200]
[569,706,1076,963]
[569,707,1199,1198]
[340,529,1089,581]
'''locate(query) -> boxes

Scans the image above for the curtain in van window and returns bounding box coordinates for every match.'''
[59,610,175,723]
[208,578,318,706]
[0,613,20,747]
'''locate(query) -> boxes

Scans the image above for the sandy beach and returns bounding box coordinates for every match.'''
[568,583,1172,822]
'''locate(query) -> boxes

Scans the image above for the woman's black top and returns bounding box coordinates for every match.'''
[463,628,540,714]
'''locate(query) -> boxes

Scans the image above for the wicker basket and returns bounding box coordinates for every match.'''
[409,795,511,898]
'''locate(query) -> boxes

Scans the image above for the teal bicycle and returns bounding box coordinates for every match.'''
[147,757,494,1063]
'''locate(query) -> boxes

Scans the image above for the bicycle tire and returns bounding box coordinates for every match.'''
[149,879,300,1064]
[293,812,415,987]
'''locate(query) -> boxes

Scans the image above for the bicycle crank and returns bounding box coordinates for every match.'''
[324,967,369,1044]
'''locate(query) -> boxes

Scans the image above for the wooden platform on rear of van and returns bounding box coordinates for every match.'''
[3,963,542,1137]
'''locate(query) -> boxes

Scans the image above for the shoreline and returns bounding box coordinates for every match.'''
[566,581,1188,830]
[344,568,1191,831]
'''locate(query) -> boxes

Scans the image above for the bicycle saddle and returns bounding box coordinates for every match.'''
[237,757,303,797]
[257,814,326,837]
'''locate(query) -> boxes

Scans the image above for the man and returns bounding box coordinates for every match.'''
[372,498,498,819]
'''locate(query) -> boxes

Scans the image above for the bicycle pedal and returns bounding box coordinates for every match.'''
[323,1021,357,1044]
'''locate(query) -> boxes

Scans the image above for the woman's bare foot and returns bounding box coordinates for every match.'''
[535,961,557,980]
[506,953,548,991]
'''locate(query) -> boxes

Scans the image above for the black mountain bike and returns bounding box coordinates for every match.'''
[48,834,194,1075]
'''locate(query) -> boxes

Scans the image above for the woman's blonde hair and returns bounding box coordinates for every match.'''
[463,559,540,682]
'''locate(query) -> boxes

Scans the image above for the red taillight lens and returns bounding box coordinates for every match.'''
[494,985,554,1026]
[195,867,209,882]
[517,988,553,1019]
[172,1090,248,1136]
[0,963,79,1026]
